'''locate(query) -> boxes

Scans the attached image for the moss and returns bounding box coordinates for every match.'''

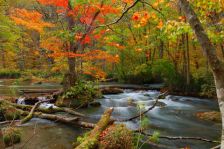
[196,111,221,123]
[3,127,21,147]
[75,108,113,149]
[57,81,102,108]
[99,124,134,149]
[0,100,21,121]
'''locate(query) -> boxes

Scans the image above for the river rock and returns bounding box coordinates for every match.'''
[100,88,123,95]
[16,97,39,105]
[155,101,166,107]
[127,98,136,107]
[147,101,167,108]
[89,101,101,107]
[33,81,42,85]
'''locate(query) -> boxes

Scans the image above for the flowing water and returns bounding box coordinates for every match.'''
[0,80,221,149]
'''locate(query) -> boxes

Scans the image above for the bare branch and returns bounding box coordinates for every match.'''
[117,91,168,122]
[140,0,165,18]
[135,131,219,143]
[96,0,141,28]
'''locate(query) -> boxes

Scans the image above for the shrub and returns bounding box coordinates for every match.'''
[22,69,62,79]
[0,100,21,121]
[192,68,216,98]
[3,127,21,147]
[99,124,134,149]
[0,70,21,79]
[151,59,177,86]
[56,81,102,108]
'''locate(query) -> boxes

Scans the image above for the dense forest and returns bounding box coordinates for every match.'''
[0,0,223,149]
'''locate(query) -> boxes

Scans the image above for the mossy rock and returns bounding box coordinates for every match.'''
[196,111,221,123]
[89,101,101,107]
[56,81,102,108]
[0,100,21,121]
[100,88,123,95]
[3,127,21,147]
[55,97,89,108]
[99,124,134,149]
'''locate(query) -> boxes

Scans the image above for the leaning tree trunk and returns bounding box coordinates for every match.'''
[178,0,224,148]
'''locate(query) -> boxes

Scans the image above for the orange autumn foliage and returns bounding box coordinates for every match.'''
[10,8,53,33]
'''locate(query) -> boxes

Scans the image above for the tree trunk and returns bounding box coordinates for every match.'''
[178,0,224,148]
[185,33,190,86]
[159,40,164,59]
[63,9,78,90]
[221,44,224,59]
[0,129,5,149]
[1,49,6,69]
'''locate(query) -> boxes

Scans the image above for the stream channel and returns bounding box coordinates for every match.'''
[0,79,221,149]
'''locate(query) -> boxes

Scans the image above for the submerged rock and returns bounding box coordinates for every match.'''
[89,101,101,107]
[196,111,221,123]
[155,101,167,107]
[100,88,123,95]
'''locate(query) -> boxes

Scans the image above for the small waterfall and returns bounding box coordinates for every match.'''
[17,97,26,105]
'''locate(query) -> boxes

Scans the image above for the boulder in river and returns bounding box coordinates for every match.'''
[100,88,123,95]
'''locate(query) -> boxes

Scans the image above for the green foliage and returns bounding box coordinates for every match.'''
[57,81,102,108]
[149,131,160,143]
[115,59,177,86]
[99,124,134,149]
[151,59,177,86]
[73,131,90,147]
[192,68,216,98]
[140,116,150,130]
[0,69,21,79]
[3,127,21,147]
[0,100,21,120]
[22,69,62,79]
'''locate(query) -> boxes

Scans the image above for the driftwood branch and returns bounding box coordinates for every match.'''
[136,131,219,143]
[118,91,168,122]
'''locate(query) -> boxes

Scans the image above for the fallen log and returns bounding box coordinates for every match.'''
[75,108,114,149]
[19,89,60,94]
[34,113,80,124]
[11,102,85,117]
[19,110,95,128]
[20,99,53,124]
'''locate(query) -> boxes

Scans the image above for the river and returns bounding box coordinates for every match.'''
[0,80,221,149]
